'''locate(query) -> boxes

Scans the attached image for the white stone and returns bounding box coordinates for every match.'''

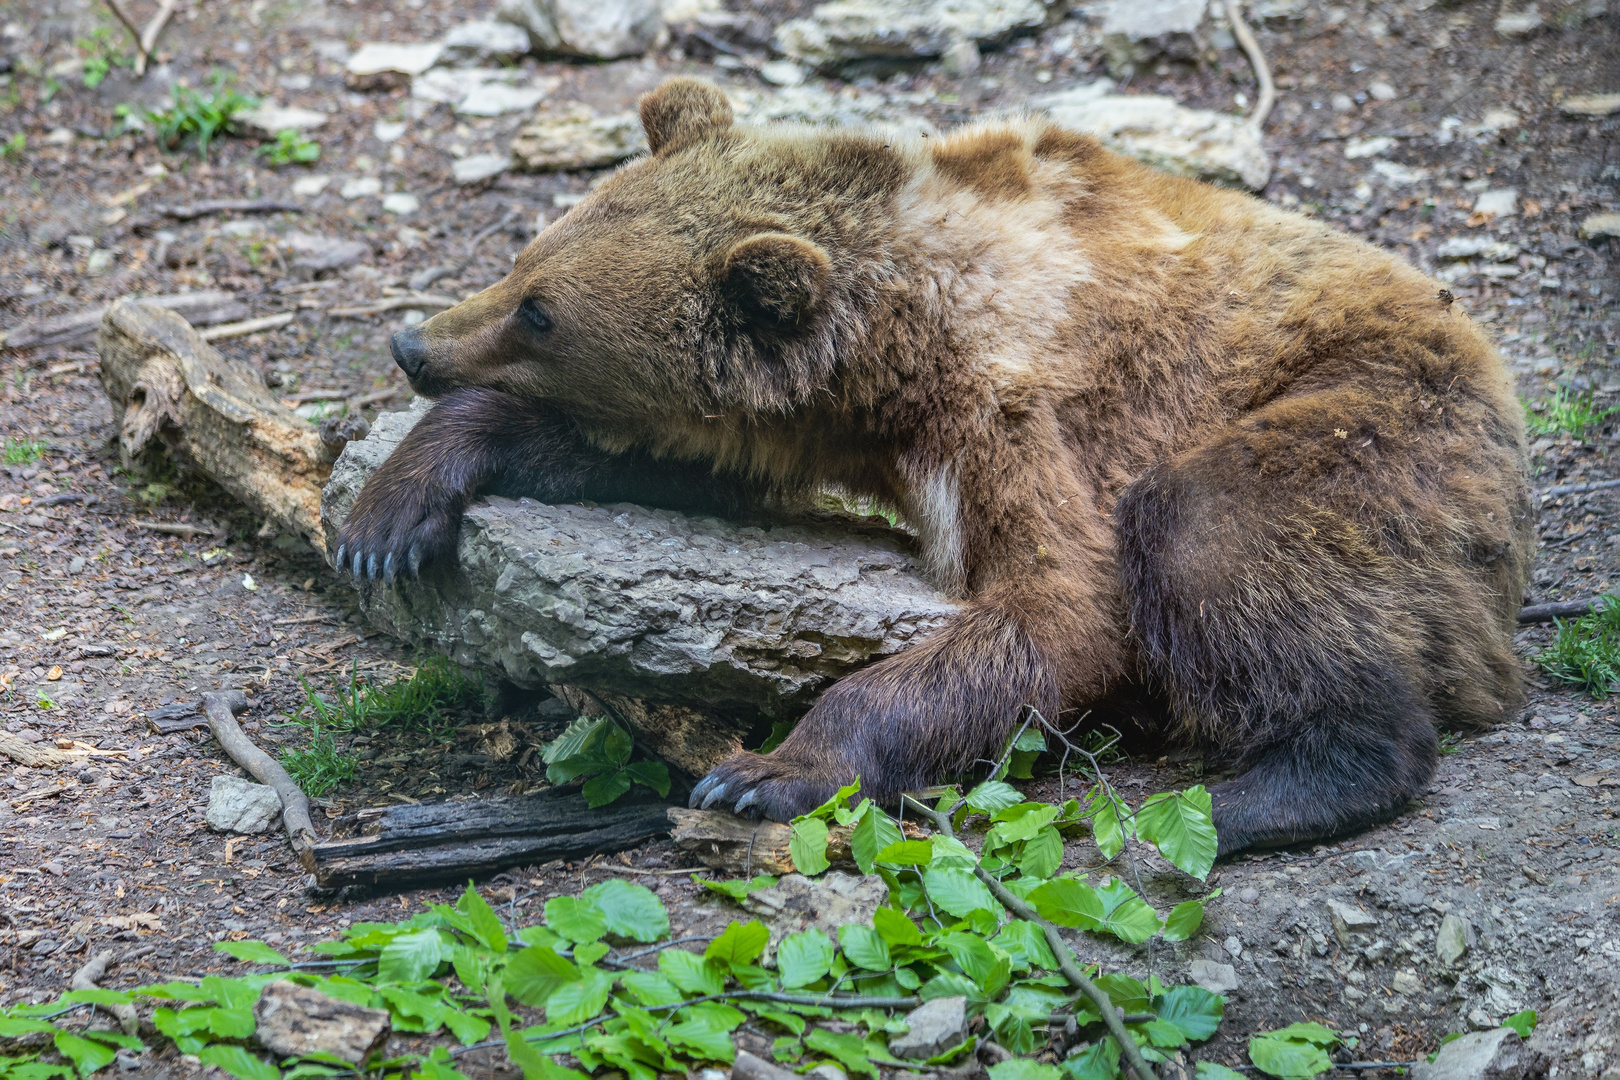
[940,36,981,75]
[1188,958,1239,994]
[1472,188,1518,218]
[1326,898,1378,929]
[1560,92,1620,117]
[1036,80,1270,190]
[373,120,408,143]
[346,42,445,77]
[452,152,511,185]
[1344,135,1395,159]
[496,0,664,59]
[1409,1029,1527,1080]
[340,177,383,199]
[777,0,1060,68]
[1579,212,1620,239]
[1436,912,1472,965]
[86,250,113,275]
[759,59,807,86]
[285,232,370,271]
[443,19,534,64]
[1331,92,1354,113]
[235,104,330,139]
[1493,6,1542,34]
[889,996,968,1060]
[1370,159,1430,185]
[1436,236,1519,262]
[662,0,722,19]
[457,81,550,116]
[1100,0,1206,38]
[382,193,420,215]
[206,775,283,834]
[1390,970,1422,996]
[292,174,331,196]
[1368,81,1396,101]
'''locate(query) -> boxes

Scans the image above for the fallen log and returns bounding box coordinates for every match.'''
[0,731,80,769]
[96,299,335,552]
[666,807,927,875]
[308,788,671,890]
[1517,597,1609,624]
[3,290,246,351]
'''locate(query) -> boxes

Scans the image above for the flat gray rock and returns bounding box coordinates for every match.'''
[890,996,968,1059]
[776,0,1061,68]
[206,775,283,834]
[322,399,957,721]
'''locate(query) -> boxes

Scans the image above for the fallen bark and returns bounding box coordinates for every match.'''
[254,981,391,1064]
[308,789,671,890]
[1518,597,1609,624]
[203,690,319,866]
[97,299,333,552]
[4,290,246,351]
[0,731,80,769]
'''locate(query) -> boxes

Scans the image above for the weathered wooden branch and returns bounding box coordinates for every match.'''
[97,299,334,552]
[0,731,80,769]
[308,789,672,890]
[666,807,926,875]
[4,290,246,351]
[71,949,139,1035]
[1518,598,1605,624]
[204,690,320,866]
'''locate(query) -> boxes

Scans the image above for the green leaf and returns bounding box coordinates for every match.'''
[581,879,669,942]
[1028,877,1103,930]
[1095,974,1150,1014]
[1161,899,1206,942]
[582,769,633,808]
[707,920,770,968]
[196,1045,280,1080]
[989,1061,1064,1080]
[0,1018,61,1038]
[1249,1033,1334,1079]
[1085,788,1127,860]
[1503,1010,1538,1038]
[620,971,685,1008]
[838,924,892,971]
[623,759,671,797]
[545,967,612,1026]
[874,840,933,865]
[804,1028,878,1080]
[1154,986,1224,1043]
[1197,1064,1249,1080]
[989,920,1058,972]
[377,929,443,984]
[659,948,725,996]
[457,885,510,953]
[440,1007,492,1046]
[922,867,1004,921]
[851,806,904,875]
[872,906,923,948]
[212,940,290,966]
[1092,878,1161,943]
[665,1010,740,1063]
[1263,1022,1339,1048]
[1017,826,1064,879]
[506,1028,589,1080]
[505,945,579,1007]
[1064,1035,1122,1080]
[777,928,836,988]
[937,932,1011,997]
[1133,785,1218,880]
[1006,727,1046,779]
[694,874,777,901]
[790,817,831,876]
[965,780,1022,814]
[545,896,608,944]
[799,779,863,822]
[53,1033,117,1078]
[208,1005,259,1039]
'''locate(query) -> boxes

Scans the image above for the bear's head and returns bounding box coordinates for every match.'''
[389,78,909,433]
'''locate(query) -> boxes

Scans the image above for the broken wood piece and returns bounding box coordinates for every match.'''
[135,0,179,75]
[132,518,220,538]
[71,948,140,1035]
[1517,597,1607,624]
[4,290,247,351]
[97,299,332,552]
[308,788,671,890]
[199,312,295,341]
[255,981,391,1065]
[0,731,80,769]
[147,713,210,735]
[666,808,926,875]
[203,690,319,866]
[326,294,460,318]
[158,199,303,221]
[10,779,80,809]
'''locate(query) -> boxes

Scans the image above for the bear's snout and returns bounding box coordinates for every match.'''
[391,326,432,380]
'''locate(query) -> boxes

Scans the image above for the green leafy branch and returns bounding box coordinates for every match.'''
[541,716,669,808]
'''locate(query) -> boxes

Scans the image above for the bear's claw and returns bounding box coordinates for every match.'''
[688,751,852,823]
[333,478,463,584]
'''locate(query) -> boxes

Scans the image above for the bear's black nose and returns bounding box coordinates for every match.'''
[390,327,431,379]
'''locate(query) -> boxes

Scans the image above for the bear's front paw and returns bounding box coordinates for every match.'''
[688,752,851,822]
[334,478,464,583]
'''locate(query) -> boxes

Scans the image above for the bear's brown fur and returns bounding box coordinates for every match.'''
[338,78,1534,855]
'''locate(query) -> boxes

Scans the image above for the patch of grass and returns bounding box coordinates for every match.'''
[1524,385,1620,441]
[1536,596,1620,697]
[1439,730,1466,754]
[292,656,485,735]
[3,437,46,464]
[278,724,357,797]
[76,26,131,89]
[0,133,24,162]
[257,128,320,166]
[142,77,256,158]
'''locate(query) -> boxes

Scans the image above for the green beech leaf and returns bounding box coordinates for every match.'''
[693,874,778,901]
[937,931,1011,997]
[544,896,608,943]
[989,920,1058,972]
[965,780,1021,814]
[1249,1033,1334,1079]
[581,879,669,942]
[0,1018,60,1037]
[804,1028,879,1079]
[196,1045,279,1080]
[620,971,685,1007]
[850,805,903,874]
[837,924,892,971]
[1017,825,1064,879]
[777,928,836,988]
[1154,985,1224,1043]
[800,779,863,821]
[1092,878,1161,943]
[874,840,933,865]
[623,758,671,797]
[1065,1035,1122,1080]
[922,867,1004,921]
[582,769,633,808]
[545,966,612,1026]
[1197,1064,1249,1080]
[211,940,290,966]
[505,945,578,1007]
[790,817,831,876]
[1503,1010,1537,1038]
[441,1007,491,1046]
[1161,899,1206,942]
[1028,877,1102,930]
[988,1061,1064,1080]
[1133,785,1218,880]
[54,1033,118,1078]
[706,920,770,968]
[1263,1022,1339,1047]
[1085,787,1128,859]
[659,948,726,996]
[378,928,444,984]
[59,989,135,1007]
[457,884,509,953]
[872,906,923,948]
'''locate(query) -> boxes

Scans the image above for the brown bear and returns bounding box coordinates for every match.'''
[336,77,1534,855]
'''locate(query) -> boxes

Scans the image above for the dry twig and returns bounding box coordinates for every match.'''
[1224,0,1276,130]
[71,949,140,1035]
[203,690,319,866]
[199,313,295,341]
[135,0,179,75]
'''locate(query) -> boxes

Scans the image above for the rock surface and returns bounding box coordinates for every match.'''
[1410,1029,1528,1080]
[442,19,534,64]
[322,399,956,720]
[741,871,890,962]
[1035,80,1271,190]
[253,981,391,1065]
[496,0,665,58]
[889,996,969,1059]
[234,104,329,139]
[205,775,283,834]
[1188,958,1239,994]
[775,0,1060,70]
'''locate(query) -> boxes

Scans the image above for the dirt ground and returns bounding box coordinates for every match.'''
[0,0,1617,1074]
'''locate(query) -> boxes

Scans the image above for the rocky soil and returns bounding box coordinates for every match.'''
[0,0,1617,1074]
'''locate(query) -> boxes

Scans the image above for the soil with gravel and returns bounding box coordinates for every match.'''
[0,0,1617,1074]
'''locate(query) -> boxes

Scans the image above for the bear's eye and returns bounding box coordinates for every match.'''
[518,298,552,334]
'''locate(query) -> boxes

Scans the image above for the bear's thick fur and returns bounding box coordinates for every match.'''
[338,78,1534,855]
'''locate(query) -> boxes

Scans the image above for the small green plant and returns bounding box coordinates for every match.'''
[277,723,357,797]
[142,77,257,158]
[1536,597,1620,696]
[0,133,24,161]
[1524,385,1620,441]
[76,26,131,89]
[257,127,320,166]
[1429,1011,1537,1063]
[1439,730,1466,754]
[295,656,485,734]
[2,437,45,464]
[542,716,672,807]
[36,694,55,710]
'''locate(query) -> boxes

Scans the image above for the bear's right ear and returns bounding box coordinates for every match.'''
[639,79,734,154]
[719,233,832,330]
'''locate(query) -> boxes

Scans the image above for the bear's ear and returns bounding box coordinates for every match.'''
[719,233,832,329]
[639,79,734,154]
